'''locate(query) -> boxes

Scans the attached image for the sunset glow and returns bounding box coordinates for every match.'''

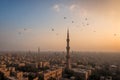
[0,0,120,51]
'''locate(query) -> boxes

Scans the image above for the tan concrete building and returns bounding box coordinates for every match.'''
[72,68,90,80]
[18,63,25,67]
[0,67,10,77]
[38,61,50,68]
[33,77,39,80]
[13,71,23,80]
[8,67,15,72]
[43,68,62,80]
[3,71,10,77]
[26,63,38,68]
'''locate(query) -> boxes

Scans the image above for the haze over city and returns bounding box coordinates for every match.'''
[0,0,120,52]
[0,0,120,80]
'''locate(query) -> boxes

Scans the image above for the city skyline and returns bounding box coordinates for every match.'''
[0,0,120,52]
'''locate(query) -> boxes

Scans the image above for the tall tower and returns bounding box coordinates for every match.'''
[38,47,40,54]
[66,29,71,70]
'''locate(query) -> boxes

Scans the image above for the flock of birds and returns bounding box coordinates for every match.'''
[17,16,94,36]
[50,16,95,36]
[18,16,117,37]
[18,28,28,35]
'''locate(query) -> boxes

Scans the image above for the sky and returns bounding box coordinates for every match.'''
[0,0,120,52]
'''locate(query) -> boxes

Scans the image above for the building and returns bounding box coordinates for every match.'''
[8,67,15,72]
[12,71,23,80]
[18,63,25,67]
[100,76,112,80]
[43,67,62,80]
[72,68,89,80]
[26,62,38,68]
[66,29,71,70]
[38,47,40,54]
[0,66,10,77]
[38,61,50,68]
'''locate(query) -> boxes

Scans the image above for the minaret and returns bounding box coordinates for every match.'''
[38,47,40,54]
[66,29,71,70]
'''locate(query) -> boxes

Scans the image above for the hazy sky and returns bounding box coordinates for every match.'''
[0,0,120,52]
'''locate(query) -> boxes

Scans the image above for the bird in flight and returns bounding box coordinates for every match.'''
[51,28,54,31]
[87,23,89,26]
[72,21,74,23]
[85,18,88,21]
[64,17,67,19]
[114,34,117,36]
[24,28,27,31]
[18,32,21,35]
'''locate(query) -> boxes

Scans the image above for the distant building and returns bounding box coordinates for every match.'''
[38,47,40,54]
[71,68,90,80]
[8,67,15,72]
[109,65,117,72]
[100,76,112,80]
[2,71,10,77]
[33,77,39,80]
[26,63,38,68]
[18,63,25,67]
[0,64,6,68]
[12,71,23,80]
[43,67,62,80]
[38,61,50,68]
[0,66,10,77]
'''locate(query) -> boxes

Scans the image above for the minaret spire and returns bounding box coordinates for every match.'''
[38,47,40,54]
[66,28,71,70]
[67,28,69,38]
